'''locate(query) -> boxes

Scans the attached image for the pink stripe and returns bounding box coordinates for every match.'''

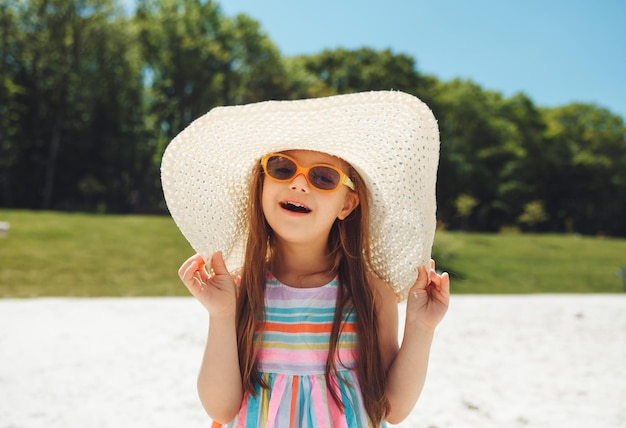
[328,375,348,428]
[236,394,249,428]
[310,375,331,428]
[259,348,327,363]
[265,375,286,428]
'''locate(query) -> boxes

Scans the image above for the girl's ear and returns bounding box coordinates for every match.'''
[338,192,360,220]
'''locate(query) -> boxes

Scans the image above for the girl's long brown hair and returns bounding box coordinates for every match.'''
[236,163,390,426]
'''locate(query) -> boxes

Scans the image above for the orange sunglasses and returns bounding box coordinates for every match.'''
[261,153,355,192]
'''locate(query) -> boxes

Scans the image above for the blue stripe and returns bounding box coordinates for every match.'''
[265,310,356,321]
[338,375,357,426]
[264,314,336,322]
[245,383,261,428]
[265,309,356,318]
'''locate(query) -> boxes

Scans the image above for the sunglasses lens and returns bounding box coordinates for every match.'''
[309,167,340,191]
[266,156,297,180]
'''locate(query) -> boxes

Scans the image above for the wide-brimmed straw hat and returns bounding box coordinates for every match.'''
[161,90,440,300]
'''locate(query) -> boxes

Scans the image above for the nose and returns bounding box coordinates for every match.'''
[289,173,310,192]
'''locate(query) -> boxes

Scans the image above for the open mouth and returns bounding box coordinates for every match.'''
[280,201,312,214]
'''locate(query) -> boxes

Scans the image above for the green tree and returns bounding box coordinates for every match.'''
[455,194,478,231]
[543,104,626,235]
[295,47,421,95]
[218,13,290,104]
[135,0,226,150]
[74,7,149,212]
[434,79,524,231]
[0,2,21,207]
[518,200,548,231]
[495,93,550,228]
[135,0,289,151]
[4,0,146,212]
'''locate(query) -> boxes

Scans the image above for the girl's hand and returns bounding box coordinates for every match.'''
[406,260,450,331]
[178,252,237,319]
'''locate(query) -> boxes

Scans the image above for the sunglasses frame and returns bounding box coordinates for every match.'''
[261,153,355,192]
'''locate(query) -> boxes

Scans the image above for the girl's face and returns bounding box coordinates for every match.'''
[261,150,359,247]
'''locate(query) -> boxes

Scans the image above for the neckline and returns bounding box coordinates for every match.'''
[266,271,339,290]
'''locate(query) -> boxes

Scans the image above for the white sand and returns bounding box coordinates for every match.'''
[1,295,624,428]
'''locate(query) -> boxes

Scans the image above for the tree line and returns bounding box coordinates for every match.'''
[1,0,625,236]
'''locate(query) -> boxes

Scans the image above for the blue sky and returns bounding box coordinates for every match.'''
[216,0,625,119]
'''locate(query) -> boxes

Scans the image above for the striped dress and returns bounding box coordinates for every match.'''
[213,272,386,428]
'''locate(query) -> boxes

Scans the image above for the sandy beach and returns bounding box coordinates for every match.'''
[1,295,624,428]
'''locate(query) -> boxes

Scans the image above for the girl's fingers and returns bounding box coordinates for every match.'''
[441,272,450,296]
[414,266,429,290]
[177,259,192,279]
[429,268,441,289]
[431,272,450,301]
[210,251,230,276]
[178,254,202,278]
[178,261,195,282]
[178,254,210,289]
[196,262,211,283]
[184,262,202,286]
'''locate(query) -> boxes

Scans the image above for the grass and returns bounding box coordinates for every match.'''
[433,231,626,293]
[1,209,625,297]
[0,210,191,297]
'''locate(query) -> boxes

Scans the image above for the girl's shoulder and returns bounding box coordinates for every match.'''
[367,273,401,367]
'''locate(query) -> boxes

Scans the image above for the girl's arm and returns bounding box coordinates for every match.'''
[178,252,243,423]
[375,262,450,424]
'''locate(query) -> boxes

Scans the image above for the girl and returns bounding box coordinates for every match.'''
[162,91,449,427]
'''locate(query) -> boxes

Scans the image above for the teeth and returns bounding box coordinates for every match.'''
[281,201,311,213]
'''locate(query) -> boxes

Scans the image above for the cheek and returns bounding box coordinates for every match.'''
[261,184,273,214]
[324,195,350,221]
[260,180,283,223]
